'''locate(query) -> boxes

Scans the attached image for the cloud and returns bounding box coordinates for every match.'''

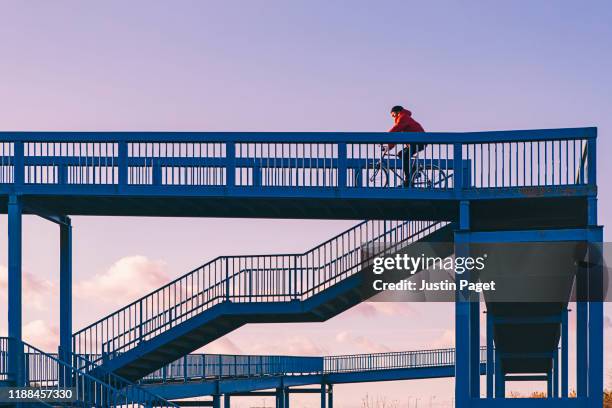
[74,256,169,305]
[0,264,54,311]
[605,316,612,329]
[430,329,455,349]
[345,302,415,318]
[335,331,391,353]
[201,337,242,354]
[23,320,59,352]
[246,335,326,356]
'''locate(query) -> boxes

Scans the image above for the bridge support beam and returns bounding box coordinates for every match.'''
[561,307,568,397]
[224,394,230,408]
[587,222,603,408]
[327,384,333,408]
[486,312,494,398]
[7,195,24,386]
[455,200,480,407]
[212,394,221,408]
[276,388,285,408]
[59,219,72,385]
[494,349,504,399]
[320,384,326,408]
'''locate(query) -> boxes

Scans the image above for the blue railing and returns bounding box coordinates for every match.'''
[142,354,323,383]
[0,338,8,382]
[0,337,178,407]
[74,218,448,362]
[0,128,595,192]
[139,348,488,384]
[324,347,487,373]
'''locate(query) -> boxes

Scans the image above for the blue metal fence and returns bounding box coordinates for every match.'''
[0,128,595,193]
[142,354,323,383]
[138,347,488,384]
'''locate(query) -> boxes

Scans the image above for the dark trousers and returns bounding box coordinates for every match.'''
[401,144,426,186]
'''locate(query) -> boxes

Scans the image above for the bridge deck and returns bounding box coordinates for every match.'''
[0,128,595,220]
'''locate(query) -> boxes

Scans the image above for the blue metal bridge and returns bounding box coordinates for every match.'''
[0,128,603,407]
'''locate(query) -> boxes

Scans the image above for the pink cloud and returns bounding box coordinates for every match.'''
[345,302,415,318]
[201,337,243,354]
[246,336,326,356]
[335,331,391,353]
[23,320,59,352]
[0,265,54,311]
[430,329,455,349]
[74,256,169,305]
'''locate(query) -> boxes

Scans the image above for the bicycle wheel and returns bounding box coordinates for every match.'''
[410,168,432,188]
[367,163,389,188]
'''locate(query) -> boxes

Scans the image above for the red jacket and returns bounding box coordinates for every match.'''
[388,109,424,149]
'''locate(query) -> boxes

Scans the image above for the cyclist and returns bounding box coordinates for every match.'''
[383,105,425,186]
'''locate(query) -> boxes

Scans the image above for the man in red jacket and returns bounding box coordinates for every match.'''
[383,105,426,187]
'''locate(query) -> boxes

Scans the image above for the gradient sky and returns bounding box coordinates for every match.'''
[1,1,612,407]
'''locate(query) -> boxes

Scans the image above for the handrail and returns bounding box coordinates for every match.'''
[139,347,489,384]
[0,337,178,407]
[74,219,447,362]
[0,127,597,143]
[0,128,594,191]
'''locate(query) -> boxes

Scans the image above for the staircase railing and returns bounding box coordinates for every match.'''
[138,347,488,384]
[0,337,178,407]
[74,219,448,363]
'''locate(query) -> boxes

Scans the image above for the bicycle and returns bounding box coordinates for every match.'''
[353,149,450,188]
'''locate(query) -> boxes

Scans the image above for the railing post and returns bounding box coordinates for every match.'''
[587,130,596,186]
[202,354,206,378]
[226,142,236,187]
[225,258,230,302]
[13,141,24,187]
[183,355,188,382]
[139,300,143,344]
[118,141,128,189]
[337,143,347,188]
[453,142,463,192]
[152,162,162,186]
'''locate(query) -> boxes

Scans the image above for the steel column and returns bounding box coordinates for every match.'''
[59,219,72,386]
[276,388,284,408]
[7,194,23,386]
[561,308,568,397]
[546,369,553,398]
[455,200,471,408]
[212,394,221,408]
[224,395,230,408]
[469,293,480,398]
[552,348,559,398]
[320,384,326,408]
[587,224,603,408]
[494,349,504,398]
[486,312,494,398]
[327,384,333,408]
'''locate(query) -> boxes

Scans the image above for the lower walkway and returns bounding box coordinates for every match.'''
[140,348,488,401]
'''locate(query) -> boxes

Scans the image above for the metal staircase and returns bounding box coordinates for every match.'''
[0,337,177,407]
[73,219,453,381]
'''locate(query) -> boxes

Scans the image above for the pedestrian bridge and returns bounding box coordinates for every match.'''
[0,127,602,408]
